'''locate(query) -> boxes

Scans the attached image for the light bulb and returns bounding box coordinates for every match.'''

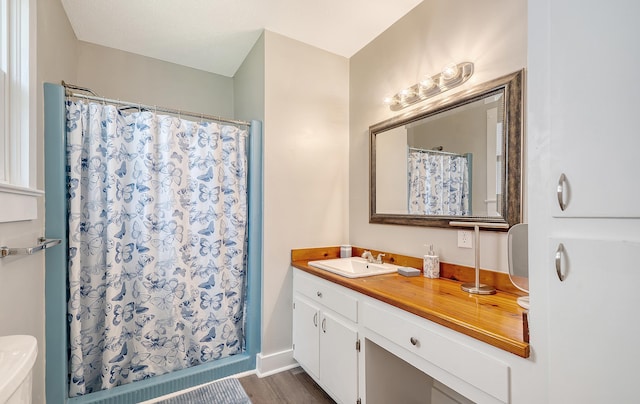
[442,63,459,80]
[383,95,396,105]
[419,76,436,90]
[400,88,415,99]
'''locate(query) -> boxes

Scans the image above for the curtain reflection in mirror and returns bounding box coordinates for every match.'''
[407,148,471,216]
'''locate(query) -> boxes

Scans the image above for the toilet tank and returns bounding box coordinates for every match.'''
[0,335,37,404]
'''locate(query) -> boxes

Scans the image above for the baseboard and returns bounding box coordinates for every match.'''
[256,349,299,378]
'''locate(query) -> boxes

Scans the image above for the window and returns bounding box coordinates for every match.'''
[0,0,41,223]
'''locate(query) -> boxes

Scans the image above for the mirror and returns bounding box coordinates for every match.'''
[370,69,523,229]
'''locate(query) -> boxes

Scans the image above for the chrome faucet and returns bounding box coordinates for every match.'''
[362,251,385,264]
[361,250,375,263]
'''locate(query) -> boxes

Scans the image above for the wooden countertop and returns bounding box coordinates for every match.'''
[292,247,530,358]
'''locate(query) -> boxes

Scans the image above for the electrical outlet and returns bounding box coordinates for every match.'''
[457,230,473,248]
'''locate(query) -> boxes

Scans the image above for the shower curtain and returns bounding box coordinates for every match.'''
[66,100,248,397]
[408,150,470,215]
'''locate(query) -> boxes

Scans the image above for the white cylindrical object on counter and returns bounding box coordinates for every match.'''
[340,245,352,258]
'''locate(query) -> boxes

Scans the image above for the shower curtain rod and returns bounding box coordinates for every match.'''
[409,147,467,158]
[61,81,251,127]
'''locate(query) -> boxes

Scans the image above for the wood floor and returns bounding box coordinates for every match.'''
[239,367,336,404]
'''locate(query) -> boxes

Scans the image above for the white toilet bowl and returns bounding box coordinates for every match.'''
[0,335,37,404]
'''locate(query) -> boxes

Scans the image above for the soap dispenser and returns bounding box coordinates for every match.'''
[423,244,440,278]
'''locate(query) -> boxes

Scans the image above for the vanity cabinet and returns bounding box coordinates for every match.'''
[362,300,508,404]
[292,269,359,404]
[292,266,520,404]
[530,0,640,402]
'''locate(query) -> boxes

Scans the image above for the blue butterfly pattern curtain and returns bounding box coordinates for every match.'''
[66,100,248,396]
[408,150,470,215]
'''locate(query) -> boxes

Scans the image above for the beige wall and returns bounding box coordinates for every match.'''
[234,33,265,123]
[0,1,77,403]
[261,31,349,359]
[76,42,234,117]
[350,0,527,272]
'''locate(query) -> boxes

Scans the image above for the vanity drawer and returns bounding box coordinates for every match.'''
[293,269,358,322]
[363,302,509,403]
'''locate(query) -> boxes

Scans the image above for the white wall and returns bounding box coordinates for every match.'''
[349,0,527,272]
[260,31,349,362]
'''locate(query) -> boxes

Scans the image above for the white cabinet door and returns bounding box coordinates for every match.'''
[548,238,640,403]
[320,311,359,404]
[549,0,640,218]
[532,2,640,402]
[293,296,320,379]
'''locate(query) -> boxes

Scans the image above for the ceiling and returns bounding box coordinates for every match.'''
[61,0,423,78]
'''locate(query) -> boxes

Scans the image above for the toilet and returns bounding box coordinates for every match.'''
[0,335,37,404]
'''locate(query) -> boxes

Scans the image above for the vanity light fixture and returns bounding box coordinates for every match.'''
[384,62,474,111]
[449,221,509,295]
[441,62,460,80]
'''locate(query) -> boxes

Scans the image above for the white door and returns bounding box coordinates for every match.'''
[320,311,358,404]
[292,296,320,379]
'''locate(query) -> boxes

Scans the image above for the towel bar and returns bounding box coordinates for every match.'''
[0,238,62,258]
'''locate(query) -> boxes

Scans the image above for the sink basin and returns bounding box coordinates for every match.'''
[308,257,401,278]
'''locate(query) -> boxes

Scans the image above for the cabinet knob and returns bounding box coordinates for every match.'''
[557,173,568,211]
[322,318,327,333]
[313,312,318,327]
[410,337,419,346]
[555,243,566,281]
[316,291,323,298]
